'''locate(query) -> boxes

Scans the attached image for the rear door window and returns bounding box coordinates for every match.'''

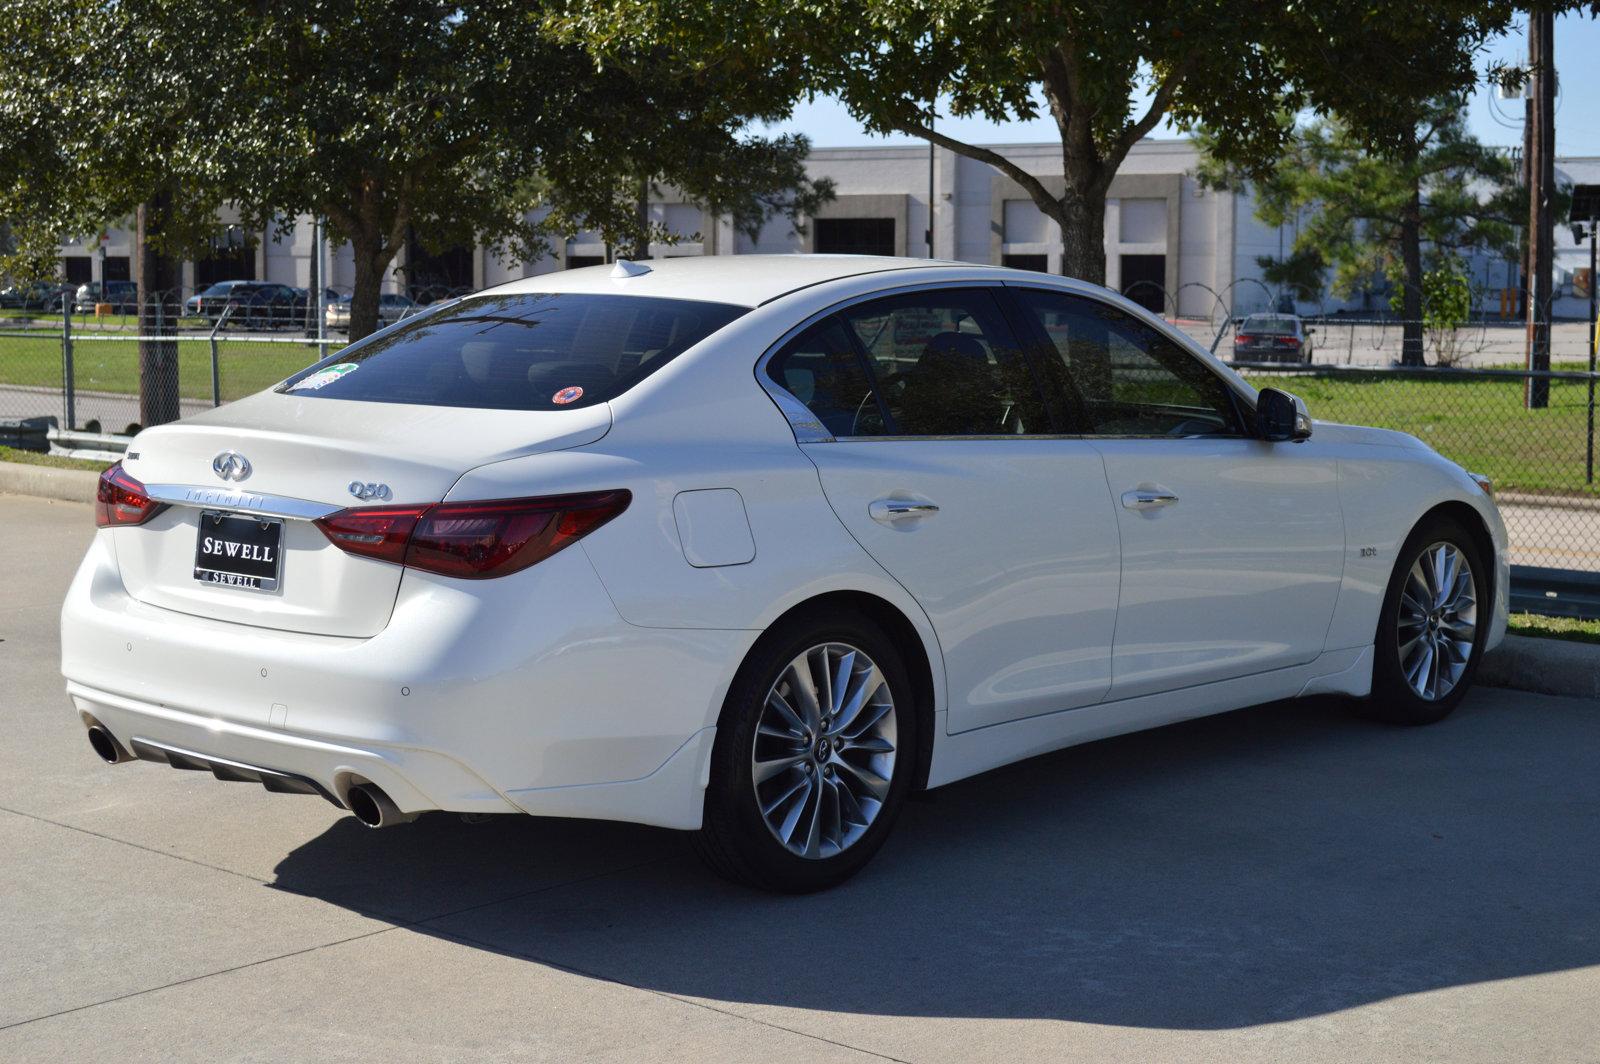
[278,292,747,410]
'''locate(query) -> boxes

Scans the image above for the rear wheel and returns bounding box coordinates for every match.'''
[1356,515,1487,725]
[694,612,917,892]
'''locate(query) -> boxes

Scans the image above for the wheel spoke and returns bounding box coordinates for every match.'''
[764,689,808,738]
[834,757,891,801]
[753,753,807,784]
[841,734,894,754]
[776,772,814,843]
[830,649,856,717]
[832,665,883,735]
[787,660,823,731]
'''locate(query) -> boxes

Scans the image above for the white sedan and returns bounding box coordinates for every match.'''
[62,256,1507,892]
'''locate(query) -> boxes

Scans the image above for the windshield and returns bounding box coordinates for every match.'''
[278,291,747,411]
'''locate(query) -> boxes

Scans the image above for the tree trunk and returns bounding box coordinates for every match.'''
[347,236,391,342]
[135,193,181,429]
[1055,187,1107,287]
[630,174,650,261]
[1398,188,1426,367]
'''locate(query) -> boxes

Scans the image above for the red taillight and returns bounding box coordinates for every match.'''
[95,462,165,527]
[312,505,423,565]
[1273,336,1300,348]
[1234,334,1255,344]
[314,490,630,579]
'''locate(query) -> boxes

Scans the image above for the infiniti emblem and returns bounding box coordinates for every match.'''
[212,450,252,482]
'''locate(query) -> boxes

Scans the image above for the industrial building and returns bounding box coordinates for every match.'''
[54,139,1600,321]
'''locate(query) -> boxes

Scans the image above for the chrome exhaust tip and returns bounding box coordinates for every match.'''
[345,783,416,828]
[86,724,131,765]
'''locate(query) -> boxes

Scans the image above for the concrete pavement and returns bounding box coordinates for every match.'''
[3,492,1598,1063]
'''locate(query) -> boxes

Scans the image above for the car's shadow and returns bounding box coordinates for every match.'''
[268,691,1600,1029]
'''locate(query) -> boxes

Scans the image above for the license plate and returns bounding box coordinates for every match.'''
[194,511,284,592]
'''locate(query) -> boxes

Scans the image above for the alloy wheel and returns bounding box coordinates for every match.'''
[751,642,897,859]
[1396,541,1478,701]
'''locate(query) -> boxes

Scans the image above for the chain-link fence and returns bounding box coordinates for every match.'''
[0,281,463,434]
[4,283,1599,599]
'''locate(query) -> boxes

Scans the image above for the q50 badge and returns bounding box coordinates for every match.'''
[349,481,392,501]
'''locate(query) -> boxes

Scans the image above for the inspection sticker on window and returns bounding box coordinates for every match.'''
[290,363,360,391]
[552,386,584,405]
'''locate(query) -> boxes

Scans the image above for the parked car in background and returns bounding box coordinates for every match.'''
[73,281,140,314]
[64,257,1507,893]
[323,291,420,332]
[186,281,306,327]
[1233,314,1314,363]
[0,281,76,311]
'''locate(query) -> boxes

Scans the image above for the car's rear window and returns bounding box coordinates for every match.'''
[277,292,748,410]
[1242,315,1297,334]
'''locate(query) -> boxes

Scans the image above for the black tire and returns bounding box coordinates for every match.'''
[693,610,919,893]
[1355,513,1489,725]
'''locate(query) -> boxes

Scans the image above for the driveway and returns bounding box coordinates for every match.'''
[3,492,1597,1063]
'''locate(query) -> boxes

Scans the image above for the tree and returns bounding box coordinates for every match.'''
[1,0,831,404]
[1198,99,1523,365]
[211,0,832,339]
[554,0,1515,286]
[0,0,237,424]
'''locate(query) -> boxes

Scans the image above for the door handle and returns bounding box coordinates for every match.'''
[1121,489,1179,511]
[869,498,940,523]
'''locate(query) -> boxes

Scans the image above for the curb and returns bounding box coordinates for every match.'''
[0,460,99,504]
[1479,633,1600,700]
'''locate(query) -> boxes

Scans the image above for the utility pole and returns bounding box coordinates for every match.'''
[926,101,936,258]
[1526,9,1555,410]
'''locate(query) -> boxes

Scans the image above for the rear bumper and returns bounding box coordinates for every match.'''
[61,530,754,829]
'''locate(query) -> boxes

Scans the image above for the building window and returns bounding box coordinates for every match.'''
[62,257,92,284]
[1002,254,1048,273]
[814,218,895,256]
[103,256,131,282]
[565,256,605,270]
[1119,254,1166,315]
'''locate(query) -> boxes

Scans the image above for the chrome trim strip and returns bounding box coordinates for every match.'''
[144,484,342,520]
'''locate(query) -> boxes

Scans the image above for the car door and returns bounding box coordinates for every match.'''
[1008,286,1345,701]
[764,285,1122,733]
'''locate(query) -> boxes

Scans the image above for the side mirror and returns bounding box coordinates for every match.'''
[1304,326,1316,335]
[1257,387,1313,442]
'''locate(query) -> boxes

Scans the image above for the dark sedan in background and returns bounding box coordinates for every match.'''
[1232,313,1315,363]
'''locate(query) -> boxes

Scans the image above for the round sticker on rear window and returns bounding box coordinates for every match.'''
[290,363,360,392]
[552,386,584,405]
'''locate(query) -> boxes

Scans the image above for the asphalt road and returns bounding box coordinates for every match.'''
[3,492,1598,1063]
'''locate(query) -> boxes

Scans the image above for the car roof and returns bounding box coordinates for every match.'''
[481,254,1001,308]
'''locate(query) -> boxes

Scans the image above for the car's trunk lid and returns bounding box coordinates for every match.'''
[113,390,611,637]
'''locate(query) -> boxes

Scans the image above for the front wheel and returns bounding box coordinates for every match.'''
[694,612,918,892]
[1357,515,1488,725]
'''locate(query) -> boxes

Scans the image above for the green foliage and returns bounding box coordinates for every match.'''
[554,0,1519,283]
[1200,97,1523,364]
[1256,248,1326,303]
[0,0,832,337]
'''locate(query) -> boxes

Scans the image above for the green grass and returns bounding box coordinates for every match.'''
[0,332,338,402]
[1242,369,1600,498]
[0,444,113,471]
[1508,611,1600,645]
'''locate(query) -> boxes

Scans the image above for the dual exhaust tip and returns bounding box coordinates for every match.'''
[84,723,413,828]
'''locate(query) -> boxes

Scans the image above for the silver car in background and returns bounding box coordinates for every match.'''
[324,292,421,332]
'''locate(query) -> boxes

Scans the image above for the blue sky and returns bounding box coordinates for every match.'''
[761,13,1600,157]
